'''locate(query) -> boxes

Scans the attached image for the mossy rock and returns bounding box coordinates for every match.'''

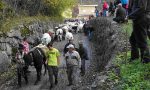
[11,47,17,56]
[20,26,30,37]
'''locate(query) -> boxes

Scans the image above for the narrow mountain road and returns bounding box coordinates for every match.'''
[2,33,92,90]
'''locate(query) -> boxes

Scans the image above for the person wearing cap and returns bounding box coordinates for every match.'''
[113,3,126,23]
[65,44,81,86]
[46,42,60,89]
[78,41,89,76]
[15,44,28,87]
[63,40,75,56]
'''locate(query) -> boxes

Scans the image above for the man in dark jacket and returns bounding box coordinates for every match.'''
[128,0,150,63]
[113,3,126,23]
[78,41,88,76]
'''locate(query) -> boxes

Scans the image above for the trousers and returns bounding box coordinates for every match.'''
[47,66,58,86]
[17,66,28,87]
[66,66,80,85]
[81,59,85,75]
[130,18,150,63]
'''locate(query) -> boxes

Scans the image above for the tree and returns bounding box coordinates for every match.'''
[0,1,4,10]
[42,0,77,16]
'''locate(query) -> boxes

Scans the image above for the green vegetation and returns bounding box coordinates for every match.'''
[1,15,63,33]
[122,21,133,36]
[62,9,72,18]
[20,26,30,37]
[0,0,77,33]
[43,0,77,16]
[0,1,4,10]
[0,64,16,85]
[109,22,150,90]
[110,52,150,90]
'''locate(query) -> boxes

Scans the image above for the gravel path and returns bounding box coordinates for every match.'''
[1,33,92,90]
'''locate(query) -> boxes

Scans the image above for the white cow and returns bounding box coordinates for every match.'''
[65,32,74,41]
[77,23,84,33]
[62,25,69,32]
[41,33,51,45]
[56,28,63,41]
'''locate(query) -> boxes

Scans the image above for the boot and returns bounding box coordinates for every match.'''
[142,49,150,63]
[130,48,140,62]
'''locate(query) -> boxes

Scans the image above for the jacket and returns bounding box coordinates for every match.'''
[78,46,88,60]
[128,0,150,20]
[103,2,109,10]
[116,7,126,19]
[65,51,81,67]
[121,0,128,4]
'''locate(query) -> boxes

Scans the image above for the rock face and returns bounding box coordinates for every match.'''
[0,21,60,72]
[0,51,10,73]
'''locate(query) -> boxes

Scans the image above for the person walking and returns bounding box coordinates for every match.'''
[63,40,75,56]
[95,7,99,17]
[103,1,109,17]
[22,37,30,55]
[22,37,31,73]
[46,42,60,89]
[15,44,28,87]
[128,0,150,63]
[78,41,89,76]
[109,0,115,16]
[65,44,81,86]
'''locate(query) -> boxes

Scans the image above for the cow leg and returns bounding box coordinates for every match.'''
[44,63,47,76]
[23,66,28,85]
[17,68,22,87]
[34,66,42,85]
[60,35,62,41]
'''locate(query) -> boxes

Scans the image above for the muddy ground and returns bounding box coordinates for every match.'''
[0,33,93,90]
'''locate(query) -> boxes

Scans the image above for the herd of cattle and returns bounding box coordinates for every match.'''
[41,19,85,45]
[22,19,86,85]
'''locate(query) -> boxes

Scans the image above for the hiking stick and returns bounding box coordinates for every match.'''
[125,21,129,64]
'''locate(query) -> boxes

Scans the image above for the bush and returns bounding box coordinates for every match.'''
[42,0,77,16]
[110,52,150,90]
[20,25,30,37]
[0,1,4,10]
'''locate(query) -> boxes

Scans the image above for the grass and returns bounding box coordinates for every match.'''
[110,52,150,90]
[0,15,63,33]
[121,20,133,37]
[108,21,150,90]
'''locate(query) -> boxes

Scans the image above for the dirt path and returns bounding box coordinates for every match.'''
[1,33,92,90]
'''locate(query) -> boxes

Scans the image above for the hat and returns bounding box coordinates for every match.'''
[118,3,122,7]
[67,44,74,49]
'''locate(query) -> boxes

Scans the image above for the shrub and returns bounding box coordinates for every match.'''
[42,0,77,16]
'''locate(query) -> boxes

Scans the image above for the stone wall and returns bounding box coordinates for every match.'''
[0,21,60,73]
